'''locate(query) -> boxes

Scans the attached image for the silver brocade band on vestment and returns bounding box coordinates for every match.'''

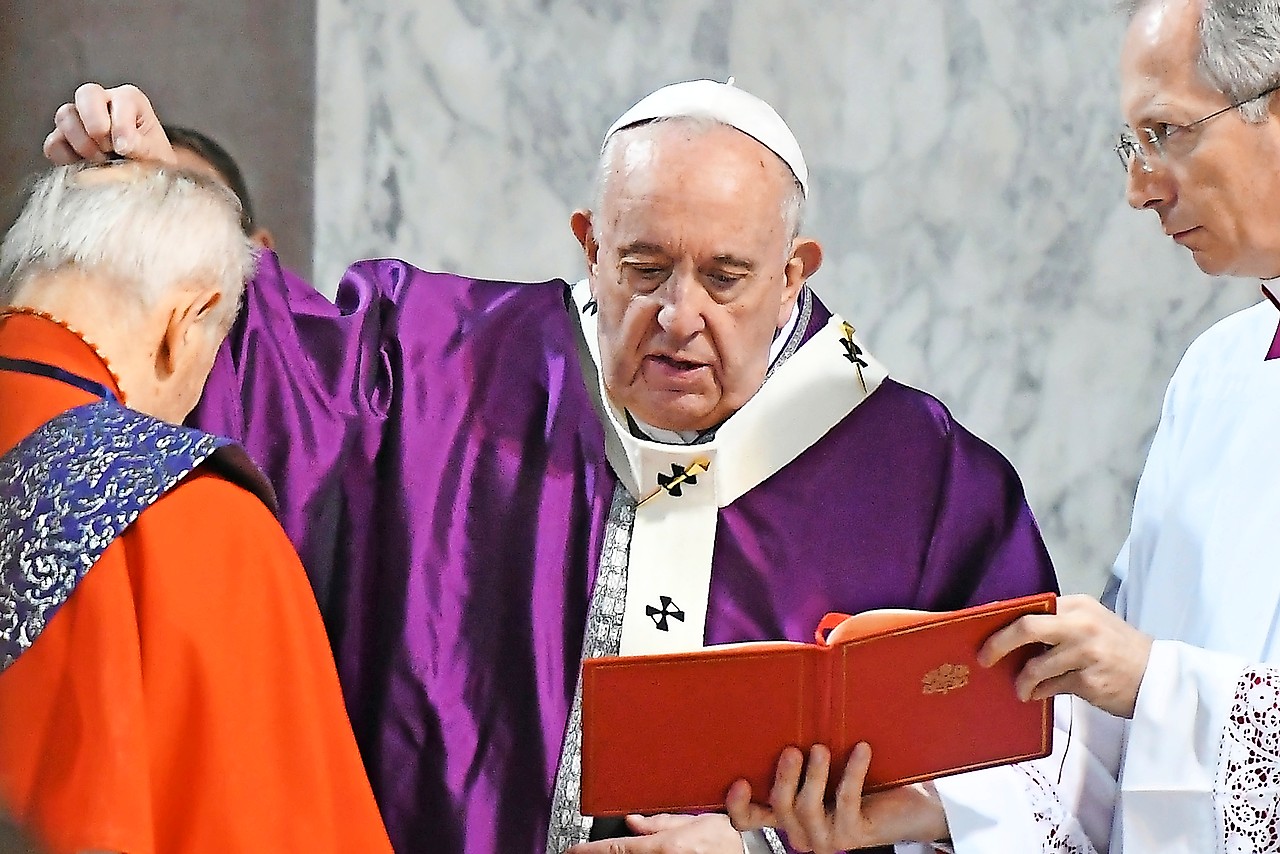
[546,483,636,851]
[544,483,787,854]
[765,287,811,383]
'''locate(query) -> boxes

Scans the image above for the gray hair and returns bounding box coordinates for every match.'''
[593,116,806,243]
[0,161,256,319]
[1123,0,1280,121]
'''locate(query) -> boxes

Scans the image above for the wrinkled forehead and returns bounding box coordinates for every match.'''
[1120,0,1218,118]
[605,121,793,205]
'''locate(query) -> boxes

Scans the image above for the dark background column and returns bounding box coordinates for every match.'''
[0,1,315,276]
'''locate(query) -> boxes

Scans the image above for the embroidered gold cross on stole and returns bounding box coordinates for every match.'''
[638,459,711,507]
[839,321,869,393]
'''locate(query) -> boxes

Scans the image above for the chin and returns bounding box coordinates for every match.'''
[634,401,717,434]
[643,412,711,433]
[1188,248,1232,277]
[1186,239,1278,278]
[1196,255,1273,279]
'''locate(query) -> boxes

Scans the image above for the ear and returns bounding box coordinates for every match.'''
[779,238,823,327]
[791,238,823,280]
[570,209,599,281]
[250,226,276,251]
[156,284,224,377]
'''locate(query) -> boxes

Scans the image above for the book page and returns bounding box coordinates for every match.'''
[701,640,807,651]
[823,608,937,645]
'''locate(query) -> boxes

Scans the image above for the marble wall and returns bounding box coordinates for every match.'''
[315,0,1260,594]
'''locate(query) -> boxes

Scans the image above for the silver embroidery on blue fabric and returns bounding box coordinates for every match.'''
[0,398,229,671]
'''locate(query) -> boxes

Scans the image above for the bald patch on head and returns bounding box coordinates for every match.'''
[70,160,219,199]
[72,159,153,186]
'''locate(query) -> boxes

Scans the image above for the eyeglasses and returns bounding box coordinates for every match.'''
[1114,83,1280,174]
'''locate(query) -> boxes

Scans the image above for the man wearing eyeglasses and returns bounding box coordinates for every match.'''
[727,1,1280,852]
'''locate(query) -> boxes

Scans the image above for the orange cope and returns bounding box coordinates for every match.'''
[0,314,391,854]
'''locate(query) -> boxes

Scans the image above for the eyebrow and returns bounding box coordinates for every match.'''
[618,244,754,265]
[712,254,755,271]
[1128,98,1196,127]
[616,243,756,272]
[618,242,668,257]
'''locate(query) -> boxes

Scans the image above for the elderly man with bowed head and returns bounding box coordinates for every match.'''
[0,161,391,853]
[44,80,1057,854]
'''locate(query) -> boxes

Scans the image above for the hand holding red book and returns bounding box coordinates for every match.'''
[581,592,1056,818]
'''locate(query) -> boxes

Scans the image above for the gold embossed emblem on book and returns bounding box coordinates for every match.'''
[922,663,970,695]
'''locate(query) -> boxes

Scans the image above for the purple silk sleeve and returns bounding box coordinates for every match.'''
[190,250,391,615]
[916,417,1058,606]
[189,253,615,853]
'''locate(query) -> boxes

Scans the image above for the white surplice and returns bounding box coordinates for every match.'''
[930,298,1280,854]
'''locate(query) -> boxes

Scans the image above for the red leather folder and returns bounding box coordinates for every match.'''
[580,591,1055,817]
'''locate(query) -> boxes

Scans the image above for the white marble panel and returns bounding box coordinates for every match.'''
[316,0,1260,594]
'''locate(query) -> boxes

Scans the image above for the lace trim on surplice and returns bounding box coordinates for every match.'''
[1016,764,1097,854]
[1216,667,1280,853]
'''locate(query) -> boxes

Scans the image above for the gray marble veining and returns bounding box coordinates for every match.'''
[315,0,1259,594]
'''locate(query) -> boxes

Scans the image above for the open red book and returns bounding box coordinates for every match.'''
[580,591,1055,817]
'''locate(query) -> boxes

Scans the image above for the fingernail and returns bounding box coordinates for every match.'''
[115,136,131,156]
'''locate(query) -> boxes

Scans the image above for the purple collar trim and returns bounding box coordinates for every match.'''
[1264,285,1280,361]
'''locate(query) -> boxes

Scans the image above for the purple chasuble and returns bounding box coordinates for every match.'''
[190,251,1058,854]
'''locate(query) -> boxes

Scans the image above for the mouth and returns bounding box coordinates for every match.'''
[643,353,711,383]
[1167,226,1200,244]
[652,354,705,369]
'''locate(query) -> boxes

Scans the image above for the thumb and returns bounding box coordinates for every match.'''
[104,85,174,163]
[106,91,134,156]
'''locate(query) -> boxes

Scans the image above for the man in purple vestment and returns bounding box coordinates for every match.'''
[46,80,1057,854]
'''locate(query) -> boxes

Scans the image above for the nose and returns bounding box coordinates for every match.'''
[1125,157,1174,211]
[655,269,706,339]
